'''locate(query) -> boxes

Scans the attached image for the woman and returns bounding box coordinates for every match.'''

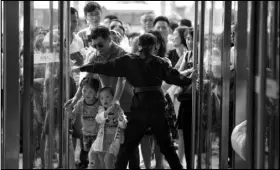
[176,27,195,169]
[78,33,196,169]
[167,26,189,68]
[139,30,174,169]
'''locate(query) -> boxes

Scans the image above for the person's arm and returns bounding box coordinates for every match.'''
[80,56,127,77]
[161,60,196,87]
[173,54,185,70]
[178,54,187,71]
[64,85,82,109]
[113,77,126,105]
[69,101,81,120]
[95,106,108,124]
[115,105,127,129]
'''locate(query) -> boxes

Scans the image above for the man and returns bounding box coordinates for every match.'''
[77,2,102,47]
[103,15,118,28]
[66,26,140,169]
[153,16,173,51]
[139,12,155,35]
[78,33,196,169]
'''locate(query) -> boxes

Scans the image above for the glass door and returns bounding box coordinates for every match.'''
[1,1,72,169]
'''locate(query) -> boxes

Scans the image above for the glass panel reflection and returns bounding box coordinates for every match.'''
[32,1,61,168]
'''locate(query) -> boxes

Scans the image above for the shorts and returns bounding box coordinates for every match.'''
[83,135,97,152]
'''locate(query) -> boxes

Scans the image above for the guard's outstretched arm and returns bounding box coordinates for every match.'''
[80,56,127,77]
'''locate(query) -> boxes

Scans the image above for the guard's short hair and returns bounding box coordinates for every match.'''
[90,26,110,40]
[84,2,101,16]
[138,33,157,48]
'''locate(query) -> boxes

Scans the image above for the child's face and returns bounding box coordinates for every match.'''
[99,90,113,108]
[82,85,97,102]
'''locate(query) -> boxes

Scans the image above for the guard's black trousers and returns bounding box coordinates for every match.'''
[115,92,183,169]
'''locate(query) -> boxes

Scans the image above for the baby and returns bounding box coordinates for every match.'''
[88,87,127,169]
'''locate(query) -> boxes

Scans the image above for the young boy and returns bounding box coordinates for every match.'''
[89,87,127,169]
[67,77,101,167]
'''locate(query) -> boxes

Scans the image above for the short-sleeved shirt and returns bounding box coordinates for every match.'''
[71,98,101,136]
[87,42,134,113]
[77,26,92,47]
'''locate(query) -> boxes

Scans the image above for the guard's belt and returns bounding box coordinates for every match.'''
[134,86,162,93]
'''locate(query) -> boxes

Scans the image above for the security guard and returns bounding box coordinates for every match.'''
[79,33,196,169]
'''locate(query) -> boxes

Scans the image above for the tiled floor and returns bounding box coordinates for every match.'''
[19,142,221,169]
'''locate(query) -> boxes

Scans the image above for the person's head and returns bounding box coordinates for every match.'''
[172,26,188,49]
[70,7,79,33]
[184,27,194,50]
[109,19,123,29]
[99,87,114,108]
[111,25,125,38]
[140,12,155,33]
[170,21,179,33]
[148,30,166,58]
[153,16,170,41]
[179,19,192,27]
[138,33,157,55]
[128,32,140,46]
[110,30,121,45]
[84,2,102,28]
[103,15,118,27]
[80,77,100,103]
[123,23,131,36]
[90,26,111,56]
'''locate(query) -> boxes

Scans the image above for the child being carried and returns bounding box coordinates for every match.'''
[88,87,127,169]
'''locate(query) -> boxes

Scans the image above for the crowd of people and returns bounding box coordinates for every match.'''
[19,1,238,169]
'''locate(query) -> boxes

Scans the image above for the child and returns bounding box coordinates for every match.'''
[88,87,127,169]
[67,77,101,167]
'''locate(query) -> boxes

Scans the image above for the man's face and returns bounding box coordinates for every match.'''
[109,21,122,29]
[70,12,78,33]
[141,14,154,32]
[86,9,101,27]
[91,36,111,56]
[154,21,169,40]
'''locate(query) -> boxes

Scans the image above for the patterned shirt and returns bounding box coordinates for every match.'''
[71,98,101,136]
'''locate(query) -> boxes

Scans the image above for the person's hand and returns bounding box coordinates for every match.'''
[64,98,75,110]
[188,69,198,80]
[112,100,120,106]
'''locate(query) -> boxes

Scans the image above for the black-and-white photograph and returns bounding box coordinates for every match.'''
[0,1,279,169]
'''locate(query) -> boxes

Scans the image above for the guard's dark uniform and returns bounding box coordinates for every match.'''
[80,53,192,169]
